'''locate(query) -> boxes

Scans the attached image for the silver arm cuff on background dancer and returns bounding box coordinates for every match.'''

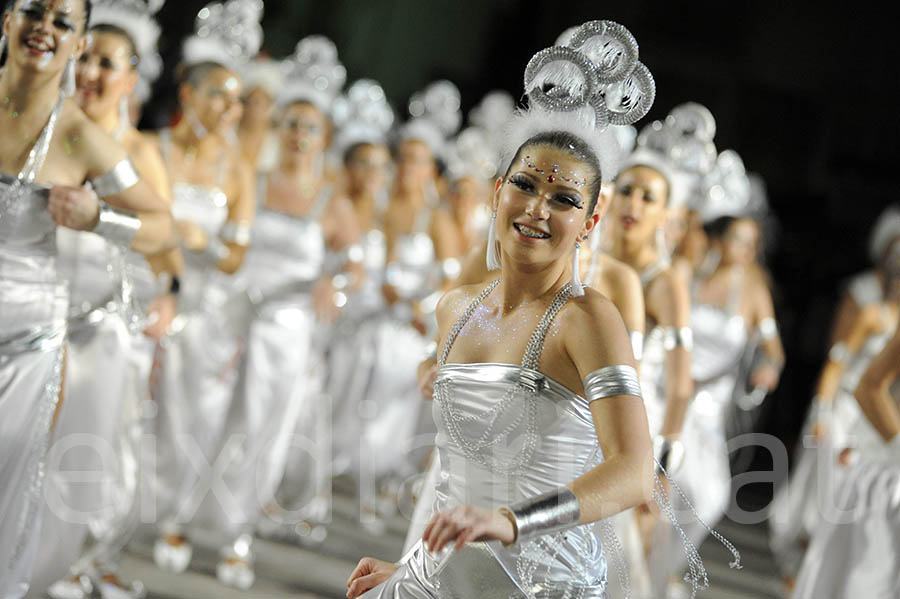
[92,202,141,246]
[90,159,140,197]
[662,327,694,351]
[197,236,230,264]
[758,317,778,341]
[500,486,581,544]
[828,342,849,363]
[630,331,644,362]
[219,221,253,246]
[584,365,643,401]
[653,436,685,474]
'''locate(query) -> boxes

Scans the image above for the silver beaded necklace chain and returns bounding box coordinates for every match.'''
[435,279,573,476]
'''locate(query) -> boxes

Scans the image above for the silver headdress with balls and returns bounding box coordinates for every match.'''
[332,79,395,156]
[182,0,264,70]
[89,0,166,102]
[623,102,720,208]
[278,35,347,113]
[398,80,463,163]
[501,20,657,183]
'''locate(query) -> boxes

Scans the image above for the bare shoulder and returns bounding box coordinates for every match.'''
[436,281,495,331]
[561,286,632,367]
[598,254,641,296]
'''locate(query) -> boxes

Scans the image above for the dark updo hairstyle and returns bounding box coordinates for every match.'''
[505,130,604,214]
[88,23,138,68]
[703,215,737,241]
[176,60,233,89]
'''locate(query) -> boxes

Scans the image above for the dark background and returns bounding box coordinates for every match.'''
[147,0,899,496]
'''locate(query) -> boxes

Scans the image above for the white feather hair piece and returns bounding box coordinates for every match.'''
[869,204,900,263]
[89,0,164,102]
[332,79,395,155]
[241,58,283,99]
[277,35,346,113]
[500,105,625,183]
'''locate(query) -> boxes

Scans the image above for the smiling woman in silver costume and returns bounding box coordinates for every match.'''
[347,20,673,599]
[0,0,174,595]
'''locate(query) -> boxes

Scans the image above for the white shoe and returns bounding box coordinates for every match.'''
[47,575,93,599]
[153,535,192,573]
[216,558,255,590]
[97,575,146,599]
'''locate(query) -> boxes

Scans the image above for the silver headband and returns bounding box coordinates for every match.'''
[90,159,140,198]
[584,365,642,401]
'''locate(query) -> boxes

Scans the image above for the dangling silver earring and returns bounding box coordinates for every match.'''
[655,226,671,266]
[570,241,584,297]
[185,106,208,139]
[61,56,76,97]
[0,33,7,61]
[486,211,501,271]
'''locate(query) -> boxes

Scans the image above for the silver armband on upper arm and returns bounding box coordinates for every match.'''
[219,221,253,246]
[92,201,141,246]
[583,365,642,401]
[90,159,140,198]
[758,317,778,341]
[630,331,644,362]
[828,342,849,363]
[662,327,693,352]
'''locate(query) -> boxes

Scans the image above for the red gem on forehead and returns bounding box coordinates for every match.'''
[547,174,556,183]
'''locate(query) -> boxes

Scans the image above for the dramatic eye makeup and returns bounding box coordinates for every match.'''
[509,172,584,209]
[19,1,77,31]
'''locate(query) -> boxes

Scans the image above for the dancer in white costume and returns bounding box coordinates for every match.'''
[349,20,739,599]
[326,78,395,484]
[207,35,355,589]
[35,2,175,597]
[0,1,173,596]
[146,0,260,573]
[607,103,721,597]
[793,326,900,598]
[768,206,900,583]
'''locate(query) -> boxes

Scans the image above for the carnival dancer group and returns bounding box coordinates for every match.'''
[0,1,897,598]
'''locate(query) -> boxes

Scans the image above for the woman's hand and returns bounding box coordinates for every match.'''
[176,220,208,252]
[346,557,397,598]
[48,185,100,231]
[312,277,341,324]
[417,360,438,399]
[422,505,516,553]
[144,292,178,340]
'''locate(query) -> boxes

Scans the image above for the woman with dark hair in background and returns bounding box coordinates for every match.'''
[145,3,259,571]
[0,0,174,595]
[34,1,180,596]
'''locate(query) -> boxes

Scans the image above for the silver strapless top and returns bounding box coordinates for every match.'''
[691,303,747,384]
[431,281,607,592]
[0,174,55,268]
[237,206,325,296]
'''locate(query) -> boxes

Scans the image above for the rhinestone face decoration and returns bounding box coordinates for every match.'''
[520,155,588,187]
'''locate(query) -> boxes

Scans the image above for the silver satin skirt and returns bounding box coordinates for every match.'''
[362,540,607,599]
[0,276,67,599]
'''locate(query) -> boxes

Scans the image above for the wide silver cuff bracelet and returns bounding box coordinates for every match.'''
[630,331,644,362]
[197,236,230,264]
[90,159,140,197]
[219,221,253,246]
[93,201,141,246]
[662,326,694,352]
[653,436,685,474]
[584,365,642,401]
[502,486,581,544]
